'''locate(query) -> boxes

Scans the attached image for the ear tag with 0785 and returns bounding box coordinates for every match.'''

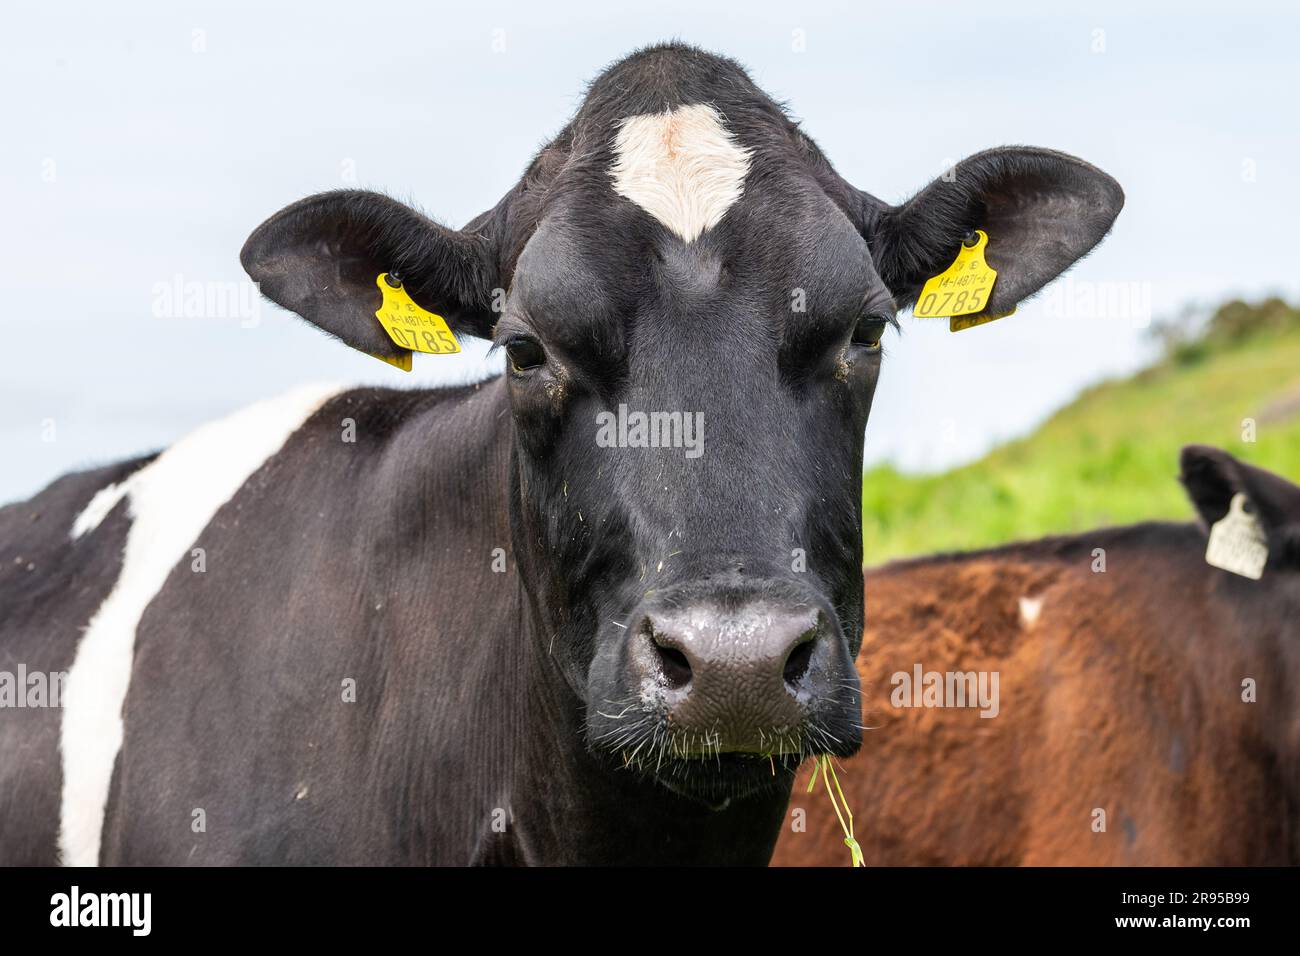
[373,273,460,356]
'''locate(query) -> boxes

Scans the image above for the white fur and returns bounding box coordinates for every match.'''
[59,383,343,866]
[609,103,752,243]
[1018,595,1044,628]
[71,482,131,539]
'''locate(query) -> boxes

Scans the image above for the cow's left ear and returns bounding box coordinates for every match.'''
[241,190,501,361]
[861,147,1124,316]
[1180,445,1300,565]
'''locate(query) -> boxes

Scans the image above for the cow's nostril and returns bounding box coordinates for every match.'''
[654,644,693,689]
[782,634,816,687]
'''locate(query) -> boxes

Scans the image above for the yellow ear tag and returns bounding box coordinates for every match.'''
[913,230,999,320]
[950,307,1017,333]
[373,273,461,355]
[367,349,413,372]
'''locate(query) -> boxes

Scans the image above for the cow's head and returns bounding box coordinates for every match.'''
[242,45,1122,805]
[1181,445,1300,578]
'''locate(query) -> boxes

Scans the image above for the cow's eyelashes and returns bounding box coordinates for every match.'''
[506,337,546,374]
[851,314,892,350]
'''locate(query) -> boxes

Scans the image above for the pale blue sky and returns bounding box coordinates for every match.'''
[2,0,1297,502]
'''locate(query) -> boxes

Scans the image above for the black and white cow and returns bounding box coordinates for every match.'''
[0,44,1122,865]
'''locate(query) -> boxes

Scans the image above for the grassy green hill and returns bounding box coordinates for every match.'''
[862,298,1300,562]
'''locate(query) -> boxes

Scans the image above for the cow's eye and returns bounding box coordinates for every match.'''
[506,337,546,373]
[851,314,890,350]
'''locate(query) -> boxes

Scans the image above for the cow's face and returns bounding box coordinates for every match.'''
[495,142,889,803]
[243,67,1122,805]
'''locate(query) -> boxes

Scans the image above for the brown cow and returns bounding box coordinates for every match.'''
[773,445,1300,866]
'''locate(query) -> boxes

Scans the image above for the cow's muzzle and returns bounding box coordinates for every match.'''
[622,585,861,758]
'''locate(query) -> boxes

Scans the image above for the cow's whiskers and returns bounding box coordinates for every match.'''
[592,700,836,784]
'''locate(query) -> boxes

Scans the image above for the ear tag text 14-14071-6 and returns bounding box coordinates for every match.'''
[912,230,1015,330]
[372,273,460,363]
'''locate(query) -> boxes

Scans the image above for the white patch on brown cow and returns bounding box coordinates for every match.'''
[609,103,751,243]
[59,383,343,866]
[1018,595,1044,628]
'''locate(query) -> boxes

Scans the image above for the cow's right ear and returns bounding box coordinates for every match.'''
[1179,445,1300,565]
[241,191,501,361]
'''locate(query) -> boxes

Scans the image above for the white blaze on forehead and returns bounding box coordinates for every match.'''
[609,103,752,243]
[59,383,343,866]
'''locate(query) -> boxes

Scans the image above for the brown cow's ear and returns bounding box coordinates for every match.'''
[241,191,501,361]
[1179,445,1300,563]
[862,147,1124,318]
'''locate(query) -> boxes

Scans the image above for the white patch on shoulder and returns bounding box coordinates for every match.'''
[609,103,752,243]
[71,482,132,539]
[58,383,343,866]
[1018,595,1044,628]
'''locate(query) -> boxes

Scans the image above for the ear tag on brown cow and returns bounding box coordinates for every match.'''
[373,273,461,356]
[1205,493,1268,580]
[913,229,1001,321]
